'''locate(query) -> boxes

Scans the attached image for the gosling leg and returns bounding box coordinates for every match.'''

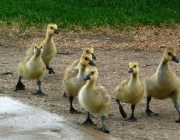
[96,116,110,133]
[116,99,127,118]
[127,104,137,122]
[15,77,25,91]
[69,96,80,114]
[174,103,180,123]
[33,81,46,96]
[83,112,96,126]
[46,66,55,74]
[146,96,159,116]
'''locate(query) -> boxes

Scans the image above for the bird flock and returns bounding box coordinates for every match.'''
[15,23,180,133]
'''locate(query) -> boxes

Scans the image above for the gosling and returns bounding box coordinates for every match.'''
[63,53,95,114]
[62,47,96,98]
[78,66,111,133]
[114,61,143,121]
[27,23,59,74]
[145,47,180,122]
[66,47,96,71]
[15,44,46,95]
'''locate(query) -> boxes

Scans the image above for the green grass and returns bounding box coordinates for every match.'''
[0,0,180,29]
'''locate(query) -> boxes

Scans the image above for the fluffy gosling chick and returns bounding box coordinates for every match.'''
[67,47,96,71]
[62,47,96,98]
[114,61,143,121]
[27,23,59,74]
[63,53,95,114]
[16,44,46,95]
[145,47,180,122]
[78,66,111,133]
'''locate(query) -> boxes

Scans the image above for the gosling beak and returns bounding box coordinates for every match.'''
[54,29,59,34]
[84,75,91,81]
[128,68,134,73]
[89,60,95,66]
[172,56,179,63]
[91,53,96,60]
[36,49,41,54]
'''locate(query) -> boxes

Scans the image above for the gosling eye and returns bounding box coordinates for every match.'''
[40,46,42,49]
[85,57,88,60]
[168,52,172,56]
[91,71,94,74]
[35,46,37,49]
[51,27,53,30]
[86,51,89,53]
[134,65,136,68]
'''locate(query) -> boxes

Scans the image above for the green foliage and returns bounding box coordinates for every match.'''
[0,0,180,29]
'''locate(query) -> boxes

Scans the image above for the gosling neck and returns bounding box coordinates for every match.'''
[32,54,41,60]
[86,78,96,89]
[45,31,54,42]
[156,58,172,83]
[130,73,139,82]
[128,73,140,90]
[158,58,170,70]
[77,63,86,78]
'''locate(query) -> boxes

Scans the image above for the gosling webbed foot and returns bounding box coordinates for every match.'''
[69,96,80,114]
[83,117,96,126]
[127,116,137,122]
[69,107,81,114]
[62,92,68,98]
[32,90,47,96]
[95,127,110,133]
[48,67,55,74]
[146,109,159,116]
[176,117,180,123]
[46,66,55,74]
[15,81,25,91]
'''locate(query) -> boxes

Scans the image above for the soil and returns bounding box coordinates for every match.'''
[1,25,180,139]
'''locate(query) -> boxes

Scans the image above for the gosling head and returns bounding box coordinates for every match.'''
[34,44,43,55]
[80,53,96,66]
[84,66,98,81]
[83,47,96,60]
[163,47,179,63]
[128,61,139,74]
[47,23,59,35]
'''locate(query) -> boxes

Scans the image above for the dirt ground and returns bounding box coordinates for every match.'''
[1,25,180,139]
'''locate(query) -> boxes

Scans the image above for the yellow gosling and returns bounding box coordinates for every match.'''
[62,47,96,98]
[78,66,111,133]
[114,61,143,121]
[67,47,96,72]
[63,53,95,114]
[27,23,59,74]
[16,44,46,95]
[145,47,180,122]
